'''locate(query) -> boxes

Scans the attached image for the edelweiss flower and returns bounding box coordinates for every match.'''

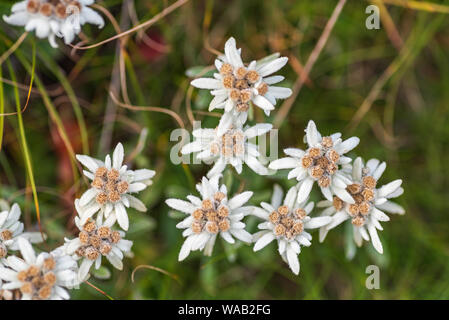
[251,185,331,275]
[76,142,155,231]
[64,216,133,281]
[318,157,404,254]
[0,238,78,300]
[269,120,360,204]
[166,175,253,261]
[191,37,292,131]
[181,122,272,177]
[0,261,10,300]
[3,0,104,48]
[0,203,44,258]
[0,260,18,300]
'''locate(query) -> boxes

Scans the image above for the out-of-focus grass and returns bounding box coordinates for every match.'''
[0,0,448,299]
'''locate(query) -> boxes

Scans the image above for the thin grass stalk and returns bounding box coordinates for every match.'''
[37,48,90,154]
[6,46,44,239]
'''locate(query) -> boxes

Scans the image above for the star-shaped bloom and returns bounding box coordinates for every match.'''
[251,185,331,275]
[63,216,133,282]
[269,120,360,204]
[317,157,404,255]
[181,121,272,177]
[76,142,155,231]
[191,37,292,131]
[0,203,44,259]
[3,0,104,48]
[166,175,253,261]
[0,238,78,300]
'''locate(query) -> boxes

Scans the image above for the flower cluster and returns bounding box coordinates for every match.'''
[167,37,294,261]
[1,0,408,291]
[0,238,77,300]
[268,121,405,265]
[270,120,359,204]
[173,37,405,276]
[64,215,133,281]
[64,142,155,281]
[0,142,155,300]
[182,37,292,177]
[252,185,331,274]
[75,143,154,231]
[3,0,104,47]
[166,175,253,261]
[317,157,404,257]
[0,203,44,257]
[0,203,79,300]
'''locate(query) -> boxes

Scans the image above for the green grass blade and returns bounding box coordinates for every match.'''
[1,35,80,186]
[6,43,44,238]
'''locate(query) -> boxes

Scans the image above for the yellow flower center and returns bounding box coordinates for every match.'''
[191,192,231,234]
[27,0,82,19]
[269,206,307,240]
[302,137,340,187]
[333,174,378,226]
[219,63,267,113]
[17,257,57,300]
[76,220,121,260]
[210,128,246,159]
[92,167,129,204]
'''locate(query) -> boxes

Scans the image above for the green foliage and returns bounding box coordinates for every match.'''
[0,0,448,300]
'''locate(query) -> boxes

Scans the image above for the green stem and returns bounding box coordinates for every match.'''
[181,163,196,190]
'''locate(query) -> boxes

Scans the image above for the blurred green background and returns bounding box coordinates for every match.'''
[0,0,448,299]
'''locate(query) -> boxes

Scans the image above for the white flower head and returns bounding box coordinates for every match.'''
[318,157,405,255]
[166,175,253,261]
[3,0,104,48]
[181,121,272,177]
[76,142,155,231]
[63,216,133,282]
[191,37,292,131]
[0,203,44,258]
[269,120,360,204]
[251,185,331,275]
[0,260,10,300]
[0,237,78,300]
